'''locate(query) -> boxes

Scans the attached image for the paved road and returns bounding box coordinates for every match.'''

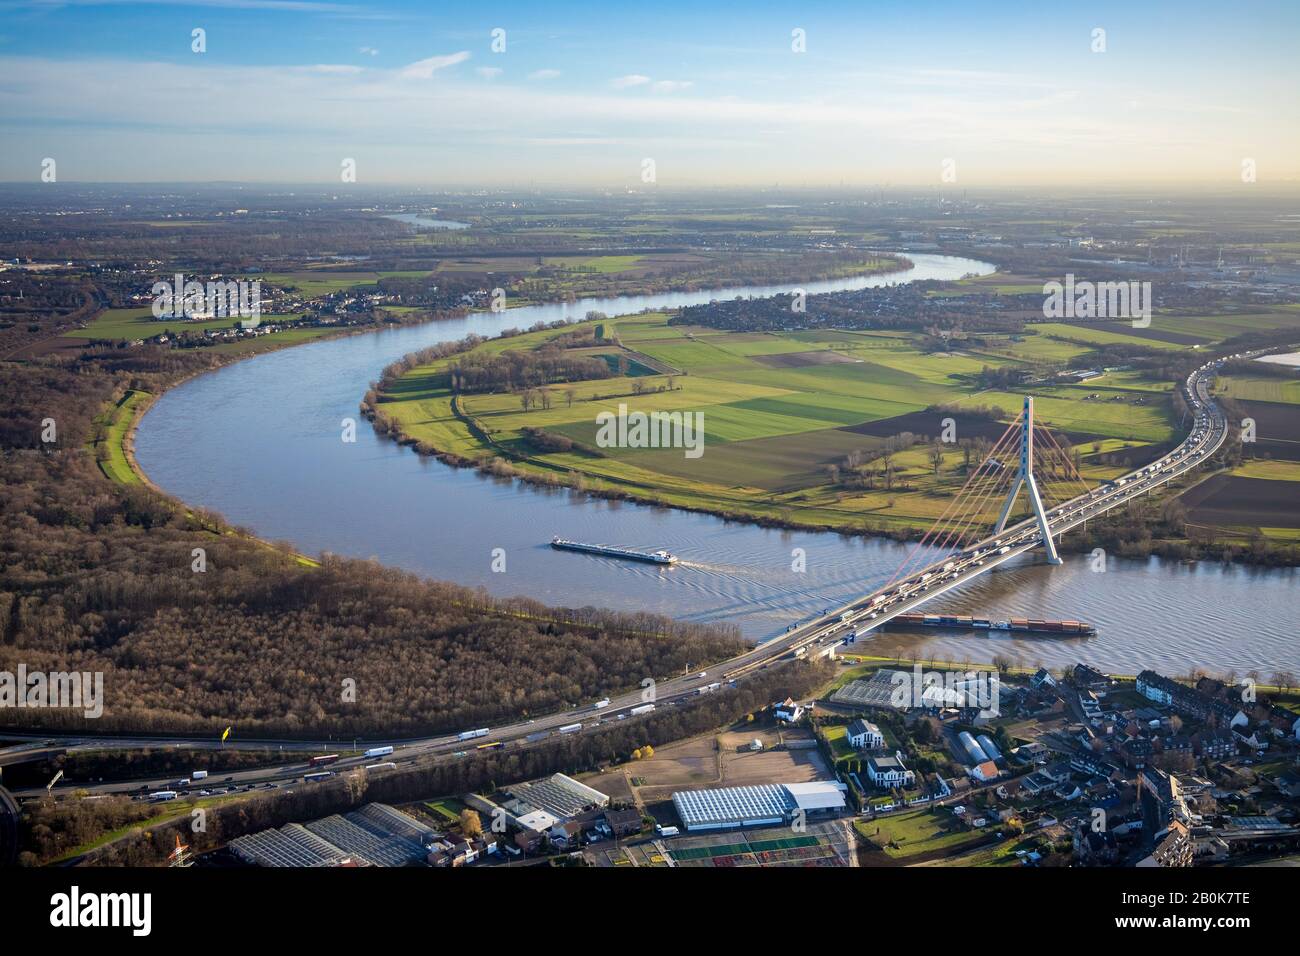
[0,355,1241,803]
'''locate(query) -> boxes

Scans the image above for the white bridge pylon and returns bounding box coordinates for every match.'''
[995,396,1061,564]
[886,394,1090,588]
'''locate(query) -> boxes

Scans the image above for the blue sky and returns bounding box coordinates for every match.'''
[1,0,1296,185]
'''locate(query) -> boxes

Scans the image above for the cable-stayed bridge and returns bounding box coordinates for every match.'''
[722,352,1234,675]
[0,356,1240,791]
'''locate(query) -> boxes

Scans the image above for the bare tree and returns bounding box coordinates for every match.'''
[928,443,944,475]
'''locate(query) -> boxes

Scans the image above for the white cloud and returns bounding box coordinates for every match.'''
[359,47,379,57]
[651,80,693,94]
[528,69,561,81]
[400,51,470,80]
[0,53,1277,185]
[476,66,502,79]
[611,74,651,89]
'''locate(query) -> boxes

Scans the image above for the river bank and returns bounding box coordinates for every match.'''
[133,253,1299,672]
[364,305,1297,570]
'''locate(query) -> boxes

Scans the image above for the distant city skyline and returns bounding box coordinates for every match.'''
[1,0,1296,186]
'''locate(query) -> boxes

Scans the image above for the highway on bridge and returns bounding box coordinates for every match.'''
[0,355,1241,803]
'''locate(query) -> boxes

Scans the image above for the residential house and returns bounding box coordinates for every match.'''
[774,698,804,723]
[846,718,885,750]
[1137,820,1194,867]
[1274,771,1300,799]
[1119,737,1153,769]
[1140,768,1192,826]
[514,829,543,854]
[1073,663,1114,694]
[1136,670,1240,723]
[549,820,585,848]
[1030,667,1057,690]
[1156,735,1194,772]
[603,808,643,839]
[866,755,915,789]
[1074,825,1120,866]
[1192,728,1235,760]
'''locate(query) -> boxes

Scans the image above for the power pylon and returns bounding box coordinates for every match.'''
[994,396,1061,563]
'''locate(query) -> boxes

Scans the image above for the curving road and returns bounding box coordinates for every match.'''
[2,353,1240,803]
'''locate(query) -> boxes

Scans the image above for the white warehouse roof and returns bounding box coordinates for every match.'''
[672,782,846,831]
[515,809,560,832]
[785,781,849,812]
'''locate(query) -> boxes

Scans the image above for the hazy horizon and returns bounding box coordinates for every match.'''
[2,0,1297,187]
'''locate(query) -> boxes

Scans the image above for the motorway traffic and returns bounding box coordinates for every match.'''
[1,356,1239,804]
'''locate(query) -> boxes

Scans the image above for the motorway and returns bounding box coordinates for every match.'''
[0,356,1238,804]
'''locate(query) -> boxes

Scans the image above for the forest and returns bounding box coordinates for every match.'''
[0,326,744,740]
[448,345,613,393]
[671,281,1027,334]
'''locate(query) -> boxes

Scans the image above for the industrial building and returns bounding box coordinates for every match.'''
[229,802,438,867]
[671,781,846,831]
[505,772,609,820]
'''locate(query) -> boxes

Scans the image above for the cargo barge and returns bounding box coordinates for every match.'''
[887,612,1094,636]
[550,537,679,565]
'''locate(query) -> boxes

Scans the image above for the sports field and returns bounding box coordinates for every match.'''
[666,821,853,868]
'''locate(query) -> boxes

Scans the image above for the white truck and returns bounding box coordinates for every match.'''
[364,746,394,759]
[630,703,656,716]
[457,728,490,741]
[559,723,583,734]
[593,698,610,710]
[191,770,209,781]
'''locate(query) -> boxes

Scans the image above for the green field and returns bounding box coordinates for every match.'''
[1219,371,1300,405]
[67,307,300,341]
[377,305,1300,538]
[855,809,986,860]
[260,269,430,296]
[90,389,149,483]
